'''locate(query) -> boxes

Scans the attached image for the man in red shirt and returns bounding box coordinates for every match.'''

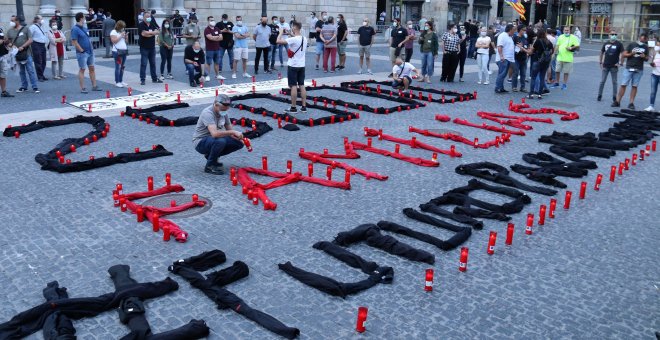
[204,16,224,81]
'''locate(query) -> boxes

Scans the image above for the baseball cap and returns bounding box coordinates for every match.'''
[215,94,231,106]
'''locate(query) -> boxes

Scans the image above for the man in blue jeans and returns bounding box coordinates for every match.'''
[70,12,101,93]
[6,15,39,93]
[138,12,162,85]
[495,24,515,93]
[184,41,206,87]
[193,94,244,175]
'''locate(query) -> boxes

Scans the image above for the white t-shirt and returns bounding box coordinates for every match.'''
[652,45,660,76]
[392,62,416,78]
[278,22,291,39]
[110,29,127,51]
[496,32,515,62]
[476,36,491,54]
[286,35,307,68]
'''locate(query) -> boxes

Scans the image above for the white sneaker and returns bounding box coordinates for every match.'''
[357,69,362,74]
[204,75,210,81]
[121,82,129,87]
[115,82,124,88]
[232,73,237,79]
[159,75,165,81]
[367,69,373,75]
[216,74,226,80]
[243,73,251,78]
[483,81,489,85]
[644,105,655,111]
[167,74,174,79]
[488,70,492,75]
[477,81,482,84]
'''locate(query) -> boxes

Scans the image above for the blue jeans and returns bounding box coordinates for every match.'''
[112,52,127,83]
[468,37,477,58]
[219,46,234,72]
[18,55,39,90]
[495,59,511,91]
[185,63,202,83]
[512,58,527,90]
[139,47,157,81]
[195,136,244,167]
[421,51,434,77]
[651,73,659,106]
[270,44,284,67]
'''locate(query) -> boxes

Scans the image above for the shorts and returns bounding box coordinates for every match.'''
[287,66,305,87]
[315,41,324,55]
[338,41,347,55]
[205,49,220,65]
[233,47,248,60]
[0,55,9,78]
[392,76,412,88]
[556,61,573,74]
[389,47,404,63]
[76,51,95,69]
[358,45,371,57]
[621,68,643,87]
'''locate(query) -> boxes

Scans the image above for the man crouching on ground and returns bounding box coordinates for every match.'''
[192,94,244,175]
[392,57,419,91]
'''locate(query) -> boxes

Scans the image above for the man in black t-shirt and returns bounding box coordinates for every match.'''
[614,33,649,109]
[357,18,376,75]
[184,41,206,87]
[598,30,624,102]
[268,16,281,71]
[467,20,479,59]
[138,12,162,85]
[0,29,14,97]
[171,10,185,44]
[336,14,348,70]
[314,11,327,70]
[389,18,408,75]
[216,14,234,75]
[512,25,531,92]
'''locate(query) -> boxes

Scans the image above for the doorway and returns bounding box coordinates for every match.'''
[90,0,139,28]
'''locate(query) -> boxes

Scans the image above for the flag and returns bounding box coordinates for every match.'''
[505,0,526,20]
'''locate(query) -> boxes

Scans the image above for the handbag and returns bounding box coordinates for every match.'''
[12,26,28,62]
[287,37,304,58]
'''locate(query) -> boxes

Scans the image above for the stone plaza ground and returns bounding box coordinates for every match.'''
[0,41,658,339]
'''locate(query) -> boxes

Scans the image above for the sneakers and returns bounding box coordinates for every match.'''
[550,83,560,88]
[167,74,174,79]
[561,84,567,90]
[232,73,237,79]
[80,88,88,94]
[627,103,635,110]
[459,78,464,82]
[285,107,298,113]
[140,80,146,85]
[243,73,251,78]
[92,86,102,91]
[644,106,655,111]
[495,89,509,93]
[387,73,393,78]
[425,76,431,84]
[483,81,489,85]
[16,88,27,93]
[115,82,124,88]
[159,75,165,81]
[512,88,519,92]
[611,101,620,107]
[300,106,307,113]
[204,75,211,82]
[597,95,602,101]
[357,69,363,74]
[121,82,129,87]
[204,165,224,175]
[190,81,197,87]
[2,91,14,97]
[153,79,163,83]
[488,70,492,75]
[216,74,226,80]
[506,78,512,83]
[477,81,482,85]
[367,69,373,75]
[315,65,319,70]
[542,89,550,95]
[33,88,40,93]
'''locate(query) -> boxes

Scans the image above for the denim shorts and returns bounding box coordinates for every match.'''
[205,49,220,65]
[76,51,95,69]
[315,41,324,55]
[621,68,643,87]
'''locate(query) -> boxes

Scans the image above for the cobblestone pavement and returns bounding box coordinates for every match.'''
[0,41,658,339]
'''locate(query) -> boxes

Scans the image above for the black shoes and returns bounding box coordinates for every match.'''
[285,107,298,113]
[597,95,602,101]
[204,165,224,175]
[300,106,307,113]
[153,79,163,83]
[495,89,509,93]
[1,91,14,97]
[627,103,635,110]
[611,101,620,107]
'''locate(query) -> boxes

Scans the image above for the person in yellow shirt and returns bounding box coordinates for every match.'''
[551,26,580,90]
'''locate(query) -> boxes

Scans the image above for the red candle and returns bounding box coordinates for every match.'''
[474,138,479,148]
[624,159,630,170]
[84,138,90,145]
[89,155,95,161]
[147,176,154,191]
[177,93,181,103]
[579,182,587,199]
[192,194,199,202]
[632,153,637,165]
[594,174,603,191]
[617,162,624,176]
[610,165,617,181]
[505,223,514,245]
[113,191,119,207]
[108,152,114,158]
[134,147,140,153]
[163,226,170,241]
[136,207,144,222]
[120,198,127,212]
[487,231,497,255]
[262,156,268,170]
[356,307,368,333]
[61,95,66,103]
[539,205,547,225]
[394,144,400,154]
[640,149,645,161]
[459,247,469,272]
[116,183,123,195]
[652,140,657,152]
[367,137,372,147]
[563,191,572,209]
[152,212,160,231]
[326,166,332,181]
[70,144,76,152]
[525,213,534,235]
[101,130,107,138]
[424,269,434,292]
[432,153,438,162]
[344,170,351,184]
[308,163,314,177]
[165,173,171,186]
[549,199,557,218]
[170,200,176,207]
[286,160,292,174]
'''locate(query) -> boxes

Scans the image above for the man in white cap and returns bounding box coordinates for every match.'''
[192,94,244,175]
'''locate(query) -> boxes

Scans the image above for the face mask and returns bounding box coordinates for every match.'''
[9,21,16,28]
[425,26,430,30]
[236,21,242,26]
[610,35,617,41]
[408,24,413,29]
[193,48,200,53]
[41,19,46,25]
[363,21,368,26]
[452,28,457,33]
[191,22,196,26]
[55,13,60,16]
[564,33,570,36]
[523,33,527,38]
[164,24,170,28]
[323,16,328,21]
[223,20,227,24]
[210,21,216,26]
[51,25,58,30]
[146,17,152,23]
[480,31,486,36]
[637,41,644,45]
[393,22,398,27]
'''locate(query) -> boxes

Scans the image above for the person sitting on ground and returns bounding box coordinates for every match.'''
[391,57,419,91]
[192,94,245,175]
[184,40,206,87]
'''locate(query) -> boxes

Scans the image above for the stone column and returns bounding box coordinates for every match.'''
[38,0,57,16]
[149,0,165,15]
[172,0,188,17]
[70,0,87,28]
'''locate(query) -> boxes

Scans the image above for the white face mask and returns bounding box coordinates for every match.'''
[323,16,328,21]
[9,21,16,28]
[452,28,458,33]
[55,13,60,16]
[480,31,487,36]
[210,21,216,26]
[164,24,170,28]
[193,48,200,53]
[40,19,46,25]
[146,17,152,23]
[363,21,368,26]
[51,25,58,30]
[408,24,412,29]
[236,21,243,26]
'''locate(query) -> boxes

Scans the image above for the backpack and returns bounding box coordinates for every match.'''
[538,39,552,64]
